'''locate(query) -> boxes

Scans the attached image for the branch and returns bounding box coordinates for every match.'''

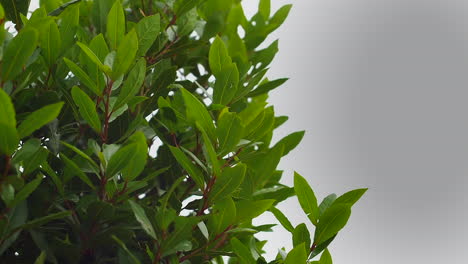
[179,225,233,262]
[101,79,114,143]
[48,0,82,16]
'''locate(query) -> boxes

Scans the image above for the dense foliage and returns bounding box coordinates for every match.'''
[0,0,366,263]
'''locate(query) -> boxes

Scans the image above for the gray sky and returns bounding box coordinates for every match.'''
[248,0,468,263]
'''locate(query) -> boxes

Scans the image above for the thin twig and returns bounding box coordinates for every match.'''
[179,225,233,262]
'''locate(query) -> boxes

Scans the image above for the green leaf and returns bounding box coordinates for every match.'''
[0,89,16,127]
[87,34,109,93]
[274,130,305,157]
[114,58,146,110]
[1,28,38,81]
[213,63,239,105]
[209,163,246,202]
[314,203,352,244]
[320,249,333,264]
[168,145,204,189]
[63,58,99,96]
[310,235,336,259]
[266,4,292,34]
[135,14,160,56]
[259,0,271,19]
[58,2,79,51]
[231,237,256,264]
[318,194,337,218]
[8,175,42,208]
[127,96,148,110]
[180,88,216,140]
[159,177,184,212]
[28,229,58,263]
[252,40,278,74]
[112,235,141,264]
[76,42,111,74]
[235,199,274,223]
[163,240,192,258]
[0,124,19,156]
[293,223,311,251]
[34,251,46,264]
[174,0,201,17]
[1,184,14,206]
[249,144,283,188]
[269,207,294,233]
[294,171,319,225]
[11,139,40,166]
[60,141,100,170]
[42,21,61,66]
[106,143,137,178]
[0,201,27,255]
[334,188,368,207]
[112,29,138,79]
[243,107,265,138]
[90,0,113,33]
[23,147,48,175]
[28,10,52,42]
[228,30,248,65]
[274,116,289,129]
[17,102,63,138]
[48,0,81,16]
[106,0,125,50]
[161,216,198,254]
[254,186,295,205]
[284,243,307,264]
[248,78,288,97]
[20,211,71,229]
[209,196,236,235]
[71,86,102,133]
[216,112,244,156]
[209,36,231,76]
[40,161,64,196]
[245,106,275,142]
[197,123,220,176]
[175,8,197,37]
[238,97,267,127]
[128,200,157,239]
[0,89,18,155]
[60,153,96,189]
[197,221,209,240]
[119,132,148,181]
[0,0,30,26]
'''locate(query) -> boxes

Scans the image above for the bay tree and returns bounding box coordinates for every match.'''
[0,0,366,263]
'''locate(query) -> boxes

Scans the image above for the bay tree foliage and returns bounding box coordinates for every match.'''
[0,0,366,263]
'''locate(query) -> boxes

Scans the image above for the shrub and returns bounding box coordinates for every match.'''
[0,0,366,263]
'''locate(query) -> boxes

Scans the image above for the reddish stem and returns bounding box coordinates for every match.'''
[64,200,80,225]
[179,225,233,262]
[99,174,108,201]
[197,176,216,216]
[147,36,179,65]
[109,180,129,204]
[171,133,179,147]
[310,243,317,252]
[101,80,114,143]
[222,148,243,168]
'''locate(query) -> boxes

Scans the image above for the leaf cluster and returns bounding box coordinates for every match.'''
[0,0,366,263]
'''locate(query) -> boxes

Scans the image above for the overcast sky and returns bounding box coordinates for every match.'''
[246,0,468,263]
